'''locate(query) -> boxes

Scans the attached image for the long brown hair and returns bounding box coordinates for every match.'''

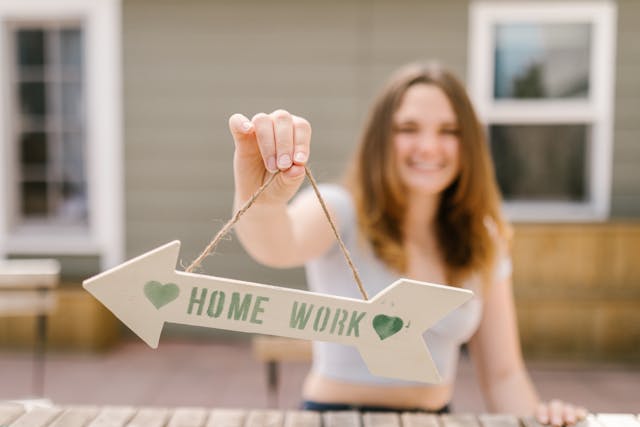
[344,62,510,287]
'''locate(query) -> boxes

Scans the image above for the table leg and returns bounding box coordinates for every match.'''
[33,293,47,397]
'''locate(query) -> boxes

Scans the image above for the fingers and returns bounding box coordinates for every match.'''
[251,110,310,174]
[229,113,257,154]
[536,402,550,425]
[561,402,577,425]
[550,399,564,426]
[272,110,294,170]
[252,112,278,172]
[231,109,310,177]
[536,400,589,427]
[293,115,311,165]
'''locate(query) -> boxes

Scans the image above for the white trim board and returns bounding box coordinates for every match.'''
[0,0,123,269]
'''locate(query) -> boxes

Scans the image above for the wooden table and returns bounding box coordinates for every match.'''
[0,259,60,396]
[0,405,638,427]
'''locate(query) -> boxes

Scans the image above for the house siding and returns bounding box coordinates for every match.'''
[611,0,640,217]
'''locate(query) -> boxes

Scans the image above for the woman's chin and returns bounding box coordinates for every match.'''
[402,175,453,197]
[405,183,448,197]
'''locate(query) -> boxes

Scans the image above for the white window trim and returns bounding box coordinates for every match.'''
[0,0,123,269]
[468,1,617,222]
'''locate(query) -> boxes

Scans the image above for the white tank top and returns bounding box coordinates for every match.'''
[302,184,511,385]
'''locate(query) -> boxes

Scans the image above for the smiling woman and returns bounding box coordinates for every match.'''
[228,62,587,424]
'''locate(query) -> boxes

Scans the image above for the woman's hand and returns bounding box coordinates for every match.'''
[229,110,311,207]
[536,399,588,426]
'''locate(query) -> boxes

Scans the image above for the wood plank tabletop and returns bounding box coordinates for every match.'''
[0,405,638,427]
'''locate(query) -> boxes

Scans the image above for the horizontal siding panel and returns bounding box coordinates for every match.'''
[613,110,640,130]
[371,0,468,33]
[368,51,467,73]
[370,32,469,52]
[123,5,362,65]
[125,163,233,191]
[124,39,361,65]
[124,102,360,137]
[611,164,640,194]
[125,65,362,98]
[125,98,361,128]
[614,72,640,100]
[127,190,223,221]
[124,0,361,34]
[125,139,220,161]
[616,35,640,58]
[618,0,640,25]
[611,195,640,217]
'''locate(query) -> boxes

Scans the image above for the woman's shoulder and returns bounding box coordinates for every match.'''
[313,183,353,203]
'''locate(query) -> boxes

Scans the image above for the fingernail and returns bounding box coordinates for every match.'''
[241,121,253,132]
[294,151,306,163]
[278,154,292,169]
[267,156,277,172]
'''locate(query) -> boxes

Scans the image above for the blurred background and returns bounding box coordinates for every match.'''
[0,0,638,413]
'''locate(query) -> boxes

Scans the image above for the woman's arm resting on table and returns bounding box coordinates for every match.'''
[229,111,337,268]
[468,275,587,425]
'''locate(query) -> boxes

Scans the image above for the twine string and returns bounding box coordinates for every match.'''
[185,165,369,301]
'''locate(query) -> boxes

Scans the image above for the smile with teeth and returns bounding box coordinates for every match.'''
[408,160,446,171]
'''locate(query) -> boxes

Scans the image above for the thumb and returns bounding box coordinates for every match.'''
[228,113,258,156]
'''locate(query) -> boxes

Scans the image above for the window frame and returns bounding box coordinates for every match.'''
[468,1,617,222]
[0,0,123,269]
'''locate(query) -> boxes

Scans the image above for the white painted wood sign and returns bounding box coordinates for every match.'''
[83,241,473,383]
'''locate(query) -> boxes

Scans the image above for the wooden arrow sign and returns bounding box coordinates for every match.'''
[83,241,473,383]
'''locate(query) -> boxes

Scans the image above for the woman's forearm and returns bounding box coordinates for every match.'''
[484,367,540,415]
[233,199,302,268]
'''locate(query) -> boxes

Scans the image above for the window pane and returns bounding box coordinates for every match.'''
[61,82,84,124]
[59,132,88,222]
[20,132,48,165]
[490,124,589,201]
[19,82,47,116]
[21,182,49,216]
[17,30,46,67]
[494,23,591,99]
[61,132,85,183]
[60,28,83,68]
[59,181,88,222]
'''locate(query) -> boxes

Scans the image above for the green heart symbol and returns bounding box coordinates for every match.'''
[372,314,404,340]
[144,280,180,309]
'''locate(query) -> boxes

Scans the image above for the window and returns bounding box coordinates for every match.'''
[11,25,88,226]
[0,0,123,268]
[469,2,616,221]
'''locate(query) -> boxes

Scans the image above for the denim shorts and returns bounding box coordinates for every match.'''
[301,400,451,414]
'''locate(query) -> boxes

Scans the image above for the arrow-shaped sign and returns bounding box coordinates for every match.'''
[83,241,473,383]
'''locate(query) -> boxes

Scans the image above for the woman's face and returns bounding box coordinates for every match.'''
[392,83,461,197]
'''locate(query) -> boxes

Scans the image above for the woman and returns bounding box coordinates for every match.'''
[229,62,585,424]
